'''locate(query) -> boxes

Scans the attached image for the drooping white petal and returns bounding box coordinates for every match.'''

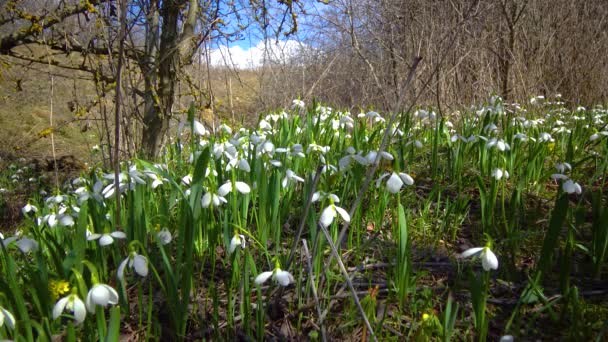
[386,173,404,193]
[311,192,321,203]
[0,307,15,329]
[235,182,251,194]
[133,255,149,277]
[52,296,69,319]
[334,206,351,222]
[255,271,274,285]
[460,247,484,258]
[399,173,415,185]
[218,183,232,196]
[193,120,207,136]
[111,231,127,239]
[563,180,582,194]
[117,258,129,281]
[99,234,114,246]
[229,235,242,254]
[273,269,295,286]
[201,192,212,208]
[47,214,58,228]
[72,296,86,324]
[158,229,172,245]
[481,248,499,271]
[319,206,336,228]
[551,173,569,181]
[375,173,391,188]
[15,238,38,253]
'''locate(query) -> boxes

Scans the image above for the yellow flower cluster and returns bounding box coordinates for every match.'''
[49,280,70,300]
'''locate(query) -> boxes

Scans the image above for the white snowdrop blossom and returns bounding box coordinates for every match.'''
[485,138,510,151]
[555,162,571,173]
[255,267,295,287]
[218,180,251,196]
[22,203,38,214]
[319,198,350,228]
[87,231,127,247]
[53,294,86,325]
[282,169,305,188]
[562,179,582,194]
[491,168,509,180]
[14,237,39,253]
[0,306,15,329]
[86,284,119,313]
[461,246,499,271]
[228,234,246,254]
[376,172,415,194]
[157,228,172,245]
[589,131,608,141]
[538,132,554,143]
[292,99,305,110]
[193,120,209,136]
[364,150,394,165]
[201,191,227,208]
[117,252,149,281]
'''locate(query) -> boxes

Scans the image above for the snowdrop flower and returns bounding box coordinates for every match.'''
[551,173,569,181]
[282,169,304,188]
[0,306,15,329]
[259,119,273,131]
[86,284,119,313]
[15,237,39,253]
[307,143,330,155]
[193,120,208,136]
[255,265,295,287]
[376,172,415,193]
[538,132,554,143]
[157,228,172,245]
[53,293,86,324]
[486,138,510,151]
[461,246,499,271]
[117,252,149,281]
[22,203,38,214]
[218,180,251,196]
[562,179,582,194]
[491,168,509,180]
[319,199,350,228]
[201,191,227,208]
[75,180,105,204]
[43,213,59,228]
[589,131,608,141]
[87,231,127,247]
[181,174,192,186]
[513,133,529,142]
[228,234,246,254]
[292,99,305,110]
[365,150,394,165]
[225,154,251,172]
[483,123,498,133]
[219,123,232,134]
[144,171,167,189]
[555,162,571,173]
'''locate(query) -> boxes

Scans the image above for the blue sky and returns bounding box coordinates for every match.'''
[207,0,327,69]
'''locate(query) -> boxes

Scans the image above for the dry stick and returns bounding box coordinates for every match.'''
[41,27,59,190]
[302,239,327,342]
[318,222,378,342]
[333,56,422,254]
[113,0,128,229]
[285,165,323,270]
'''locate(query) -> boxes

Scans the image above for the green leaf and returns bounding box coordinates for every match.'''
[538,194,569,275]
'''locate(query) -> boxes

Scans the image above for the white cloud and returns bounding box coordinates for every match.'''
[208,40,304,69]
